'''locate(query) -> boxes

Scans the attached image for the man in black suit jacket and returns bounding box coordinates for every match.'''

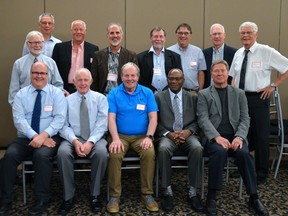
[52,20,99,93]
[202,23,237,88]
[91,22,137,94]
[137,27,182,93]
[155,68,203,212]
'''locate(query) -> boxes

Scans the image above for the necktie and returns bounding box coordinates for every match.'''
[31,89,42,133]
[239,49,249,90]
[80,96,90,140]
[34,57,38,63]
[172,95,182,131]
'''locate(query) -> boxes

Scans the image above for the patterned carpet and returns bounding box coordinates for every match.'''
[5,160,288,216]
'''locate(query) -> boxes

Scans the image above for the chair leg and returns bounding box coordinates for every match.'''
[201,158,205,199]
[238,177,243,200]
[22,163,27,205]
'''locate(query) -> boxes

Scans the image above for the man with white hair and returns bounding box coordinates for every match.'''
[203,23,237,88]
[9,30,63,105]
[52,20,99,94]
[230,21,288,185]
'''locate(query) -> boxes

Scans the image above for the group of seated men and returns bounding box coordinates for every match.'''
[0,60,269,216]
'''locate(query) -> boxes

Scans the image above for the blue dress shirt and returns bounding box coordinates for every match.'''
[12,84,67,139]
[59,90,108,144]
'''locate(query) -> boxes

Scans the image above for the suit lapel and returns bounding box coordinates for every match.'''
[164,90,173,113]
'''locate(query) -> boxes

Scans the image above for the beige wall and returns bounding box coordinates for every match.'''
[1,0,287,147]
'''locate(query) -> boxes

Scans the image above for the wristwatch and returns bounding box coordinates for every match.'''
[270,83,276,89]
[146,134,154,141]
[235,136,243,141]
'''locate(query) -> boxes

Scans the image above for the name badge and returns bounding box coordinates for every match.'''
[190,61,197,67]
[107,73,118,82]
[251,61,261,68]
[153,68,162,76]
[44,105,53,112]
[90,58,93,63]
[136,104,145,110]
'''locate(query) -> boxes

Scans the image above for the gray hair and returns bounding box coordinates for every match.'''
[25,31,44,43]
[74,68,92,80]
[239,21,258,33]
[38,12,55,24]
[71,20,87,30]
[210,23,225,35]
[107,22,123,34]
[121,62,140,77]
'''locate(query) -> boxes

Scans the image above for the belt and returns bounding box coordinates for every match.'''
[245,91,263,96]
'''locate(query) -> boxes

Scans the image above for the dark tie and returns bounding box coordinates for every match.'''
[239,49,250,90]
[34,57,38,63]
[80,96,90,140]
[172,95,182,131]
[31,89,42,133]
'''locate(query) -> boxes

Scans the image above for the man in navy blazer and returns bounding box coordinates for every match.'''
[52,20,99,93]
[137,27,182,93]
[202,24,237,88]
[155,68,203,212]
[197,60,268,216]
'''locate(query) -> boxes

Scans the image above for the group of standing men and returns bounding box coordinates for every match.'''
[0,11,288,216]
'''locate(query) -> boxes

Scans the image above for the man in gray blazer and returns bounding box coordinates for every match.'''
[197,60,268,216]
[155,68,203,212]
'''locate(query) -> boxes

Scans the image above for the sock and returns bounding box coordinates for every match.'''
[188,186,196,198]
[164,185,173,196]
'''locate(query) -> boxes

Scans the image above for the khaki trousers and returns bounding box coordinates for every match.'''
[108,134,155,197]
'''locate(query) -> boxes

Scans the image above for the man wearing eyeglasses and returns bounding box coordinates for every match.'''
[202,23,237,88]
[0,62,67,216]
[155,68,203,212]
[8,30,64,105]
[230,21,288,186]
[137,27,182,93]
[168,23,206,93]
[22,13,61,57]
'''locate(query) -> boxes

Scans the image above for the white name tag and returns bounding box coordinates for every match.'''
[251,61,261,68]
[153,68,162,75]
[107,73,118,82]
[136,104,145,110]
[190,61,197,67]
[44,105,53,112]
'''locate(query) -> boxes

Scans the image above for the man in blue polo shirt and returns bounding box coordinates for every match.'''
[106,62,159,214]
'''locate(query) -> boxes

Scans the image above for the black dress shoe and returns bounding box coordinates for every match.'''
[205,199,217,216]
[58,197,75,215]
[28,200,49,216]
[162,194,173,212]
[91,196,102,213]
[187,195,204,212]
[0,202,11,215]
[249,198,269,216]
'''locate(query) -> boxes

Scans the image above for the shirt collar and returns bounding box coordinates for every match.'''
[71,40,84,48]
[213,43,224,53]
[247,41,258,54]
[168,88,183,101]
[148,46,165,55]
